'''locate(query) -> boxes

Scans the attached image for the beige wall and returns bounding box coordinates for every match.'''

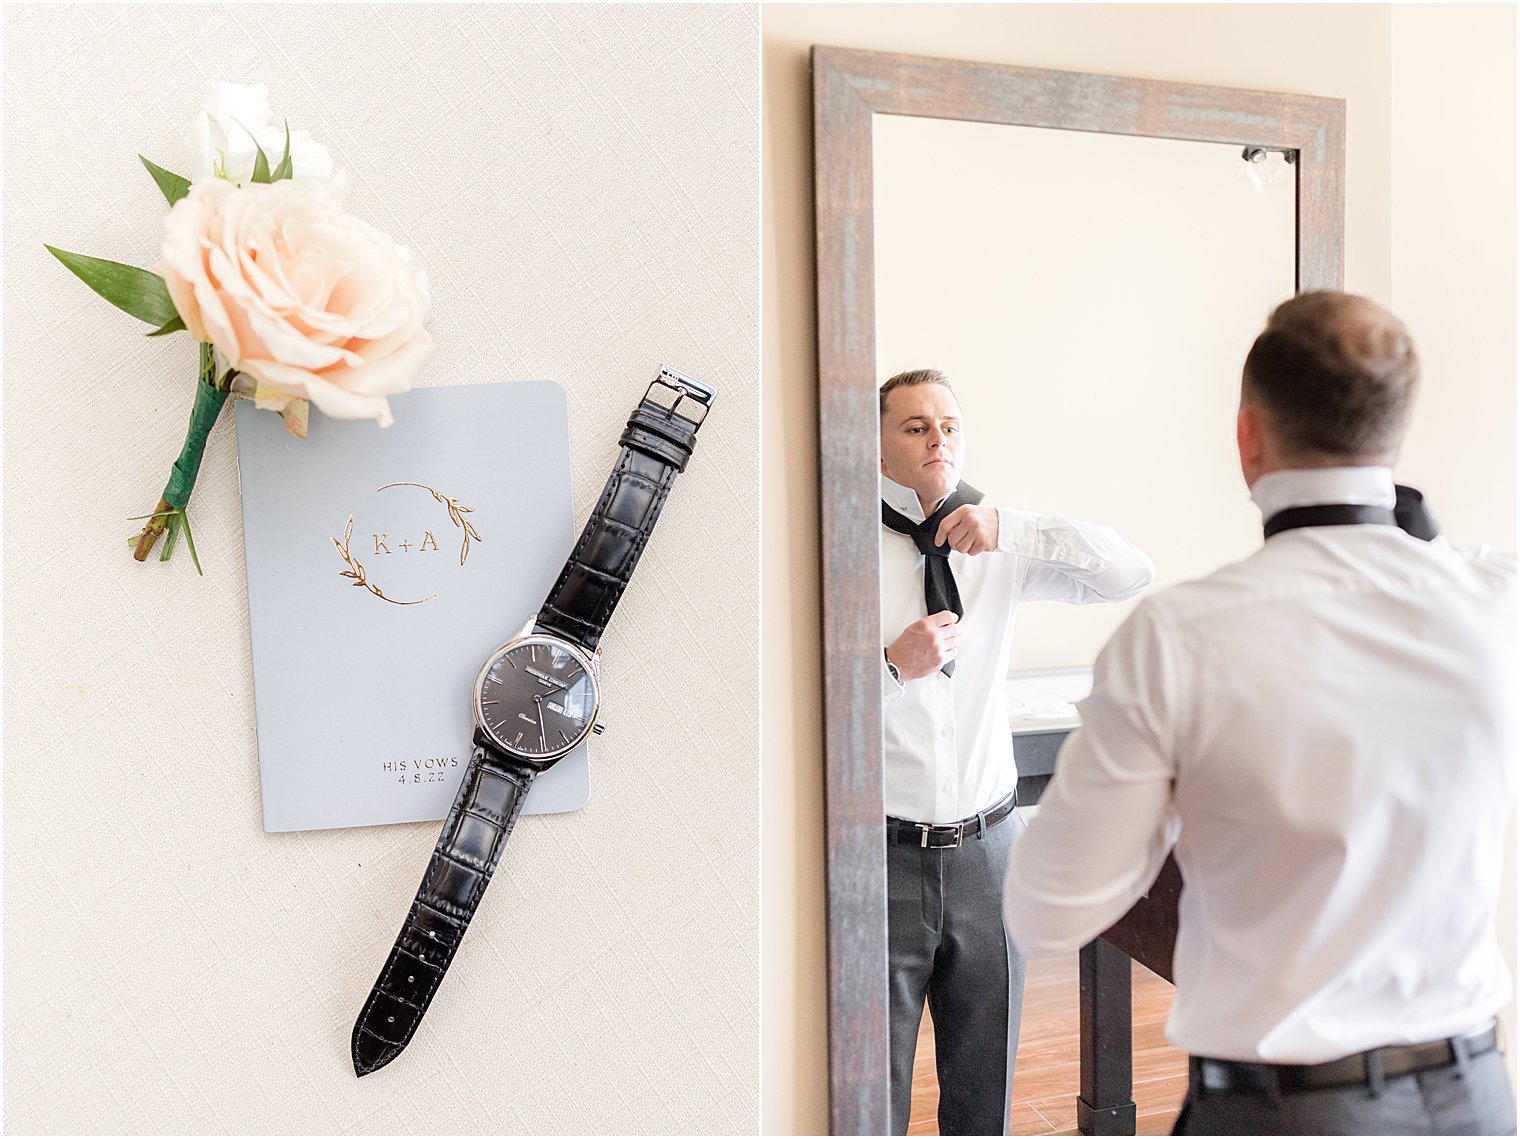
[1388,0,1519,1086]
[1391,6,1517,551]
[762,5,1516,1133]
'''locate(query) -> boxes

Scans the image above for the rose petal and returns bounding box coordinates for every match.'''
[155,259,207,341]
[332,330,436,397]
[282,398,310,439]
[159,178,431,425]
[241,358,394,426]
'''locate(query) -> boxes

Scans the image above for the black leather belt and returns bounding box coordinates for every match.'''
[887,790,1018,849]
[1192,1027,1500,1095]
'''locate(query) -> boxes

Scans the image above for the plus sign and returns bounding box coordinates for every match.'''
[399,537,413,552]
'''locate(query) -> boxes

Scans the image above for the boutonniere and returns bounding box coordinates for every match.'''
[48,82,436,572]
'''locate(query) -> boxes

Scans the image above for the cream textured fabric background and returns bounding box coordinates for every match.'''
[3,5,759,1133]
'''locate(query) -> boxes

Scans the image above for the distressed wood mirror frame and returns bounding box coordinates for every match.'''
[811,44,1345,1136]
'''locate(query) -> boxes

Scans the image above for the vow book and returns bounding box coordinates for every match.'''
[236,381,590,832]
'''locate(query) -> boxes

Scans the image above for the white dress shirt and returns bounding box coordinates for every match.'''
[1004,466,1517,1063]
[880,474,1154,823]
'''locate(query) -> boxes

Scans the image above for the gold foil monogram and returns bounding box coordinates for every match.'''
[377,482,482,564]
[332,516,435,605]
[331,482,483,606]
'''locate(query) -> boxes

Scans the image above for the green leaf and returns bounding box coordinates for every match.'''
[45,245,180,327]
[160,511,181,562]
[147,314,186,337]
[272,119,293,182]
[138,154,191,205]
[250,140,272,184]
[179,509,204,576]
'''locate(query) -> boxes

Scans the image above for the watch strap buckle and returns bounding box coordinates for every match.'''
[646,366,714,427]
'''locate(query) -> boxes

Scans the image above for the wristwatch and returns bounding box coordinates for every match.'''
[351,366,713,1076]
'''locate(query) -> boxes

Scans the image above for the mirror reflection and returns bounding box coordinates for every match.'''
[874,114,1296,667]
[870,113,1296,1134]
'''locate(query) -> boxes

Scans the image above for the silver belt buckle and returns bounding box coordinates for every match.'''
[917,822,961,849]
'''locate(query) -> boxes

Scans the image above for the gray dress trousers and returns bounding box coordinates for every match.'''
[887,811,1028,1136]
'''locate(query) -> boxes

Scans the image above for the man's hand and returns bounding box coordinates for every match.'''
[935,503,1000,555]
[886,611,961,681]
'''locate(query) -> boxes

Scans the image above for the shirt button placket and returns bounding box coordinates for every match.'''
[936,680,956,820]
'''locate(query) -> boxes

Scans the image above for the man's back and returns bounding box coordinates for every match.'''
[1006,293,1517,1133]
[1148,523,1515,1061]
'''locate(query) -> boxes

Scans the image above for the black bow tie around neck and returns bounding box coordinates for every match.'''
[1263,484,1439,542]
[881,481,984,677]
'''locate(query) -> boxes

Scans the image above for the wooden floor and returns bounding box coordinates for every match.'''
[908,953,1188,1136]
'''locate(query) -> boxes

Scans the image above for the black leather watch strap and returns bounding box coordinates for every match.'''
[353,368,712,1077]
[537,368,711,651]
[352,744,536,1076]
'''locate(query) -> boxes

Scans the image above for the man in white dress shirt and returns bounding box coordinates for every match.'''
[879,368,1153,1135]
[1004,292,1516,1135]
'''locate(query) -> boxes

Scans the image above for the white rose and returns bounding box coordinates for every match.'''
[157,178,434,428]
[186,82,345,192]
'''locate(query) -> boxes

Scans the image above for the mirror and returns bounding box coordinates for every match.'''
[813,46,1343,1134]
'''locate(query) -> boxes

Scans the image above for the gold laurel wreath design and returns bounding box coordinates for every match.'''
[330,516,437,606]
[377,482,483,565]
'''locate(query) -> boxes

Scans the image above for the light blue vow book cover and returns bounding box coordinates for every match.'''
[236,381,590,832]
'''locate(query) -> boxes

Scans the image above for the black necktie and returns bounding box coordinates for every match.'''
[1263,484,1438,542]
[881,481,984,676]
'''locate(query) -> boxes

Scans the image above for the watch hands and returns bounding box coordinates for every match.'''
[535,697,547,750]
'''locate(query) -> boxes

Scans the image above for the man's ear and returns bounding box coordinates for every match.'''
[880,455,888,476]
[1237,402,1265,483]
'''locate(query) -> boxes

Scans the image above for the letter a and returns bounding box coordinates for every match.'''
[420,530,440,552]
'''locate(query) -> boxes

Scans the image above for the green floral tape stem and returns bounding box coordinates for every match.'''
[162,372,230,510]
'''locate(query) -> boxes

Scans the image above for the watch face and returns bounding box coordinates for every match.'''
[476,636,599,761]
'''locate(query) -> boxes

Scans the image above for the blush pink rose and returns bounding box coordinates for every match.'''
[157,178,434,428]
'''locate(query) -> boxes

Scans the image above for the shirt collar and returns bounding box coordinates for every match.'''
[1250,466,1397,521]
[881,473,927,524]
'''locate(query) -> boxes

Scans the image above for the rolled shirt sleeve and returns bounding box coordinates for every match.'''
[996,508,1155,604]
[1003,601,1181,955]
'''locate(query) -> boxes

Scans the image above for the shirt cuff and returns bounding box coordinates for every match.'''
[995,507,1041,555]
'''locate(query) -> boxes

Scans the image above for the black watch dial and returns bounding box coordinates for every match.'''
[476,636,598,761]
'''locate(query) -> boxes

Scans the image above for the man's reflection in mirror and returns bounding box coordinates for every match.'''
[878,368,1154,1134]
